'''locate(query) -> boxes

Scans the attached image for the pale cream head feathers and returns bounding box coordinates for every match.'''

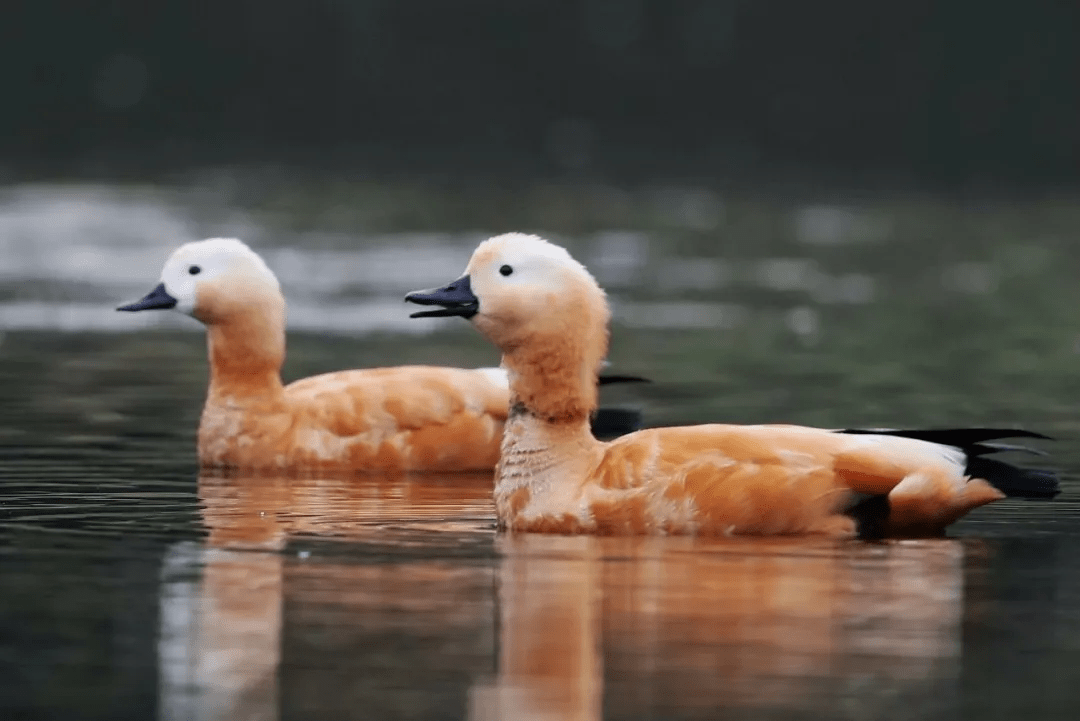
[158,237,281,322]
[464,233,610,351]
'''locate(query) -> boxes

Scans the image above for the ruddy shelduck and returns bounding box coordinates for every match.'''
[406,233,1059,537]
[118,237,642,472]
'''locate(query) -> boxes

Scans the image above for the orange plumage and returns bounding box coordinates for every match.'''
[198,362,509,472]
[407,233,1058,537]
[116,238,542,472]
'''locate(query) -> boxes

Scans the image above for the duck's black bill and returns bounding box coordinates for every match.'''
[117,283,178,312]
[405,275,479,319]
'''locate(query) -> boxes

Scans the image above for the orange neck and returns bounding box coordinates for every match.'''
[502,335,599,425]
[205,309,286,403]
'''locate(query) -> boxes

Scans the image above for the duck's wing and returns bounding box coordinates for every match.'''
[586,424,1057,537]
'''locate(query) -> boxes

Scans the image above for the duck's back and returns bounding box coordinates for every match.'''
[595,423,962,488]
[284,365,510,471]
[199,365,510,472]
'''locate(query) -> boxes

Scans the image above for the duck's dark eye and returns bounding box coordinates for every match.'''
[188,265,201,275]
[499,264,513,277]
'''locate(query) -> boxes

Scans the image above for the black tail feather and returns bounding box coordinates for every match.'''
[597,374,652,386]
[966,442,1050,457]
[592,374,648,438]
[967,456,1060,499]
[591,407,643,439]
[840,427,1060,500]
[838,427,1052,445]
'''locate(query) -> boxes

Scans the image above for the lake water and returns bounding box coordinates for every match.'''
[2,181,1080,720]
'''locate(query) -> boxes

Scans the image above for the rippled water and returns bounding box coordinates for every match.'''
[4,181,1080,719]
[5,452,1080,720]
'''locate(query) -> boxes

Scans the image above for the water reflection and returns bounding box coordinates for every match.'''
[470,536,604,721]
[475,535,965,721]
[197,470,495,544]
[158,471,495,721]
[159,543,282,721]
[156,472,989,720]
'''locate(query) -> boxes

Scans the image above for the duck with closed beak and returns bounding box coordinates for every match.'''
[406,233,1059,537]
[118,237,643,472]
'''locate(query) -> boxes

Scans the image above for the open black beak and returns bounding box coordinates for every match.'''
[116,282,178,312]
[405,275,479,319]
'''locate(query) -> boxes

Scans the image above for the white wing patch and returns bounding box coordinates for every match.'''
[846,433,967,472]
[476,366,510,390]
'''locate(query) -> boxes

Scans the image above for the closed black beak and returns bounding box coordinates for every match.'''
[117,283,178,312]
[405,275,479,319]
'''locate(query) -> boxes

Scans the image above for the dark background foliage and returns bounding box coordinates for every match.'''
[6,0,1078,185]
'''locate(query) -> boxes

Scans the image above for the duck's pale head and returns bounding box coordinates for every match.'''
[118,237,282,324]
[407,233,609,349]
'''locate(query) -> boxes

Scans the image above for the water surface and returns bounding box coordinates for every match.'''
[3,182,1080,719]
[4,454,1080,721]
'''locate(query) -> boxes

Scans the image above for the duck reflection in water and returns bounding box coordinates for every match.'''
[156,471,971,721]
[471,534,967,721]
[159,471,496,721]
